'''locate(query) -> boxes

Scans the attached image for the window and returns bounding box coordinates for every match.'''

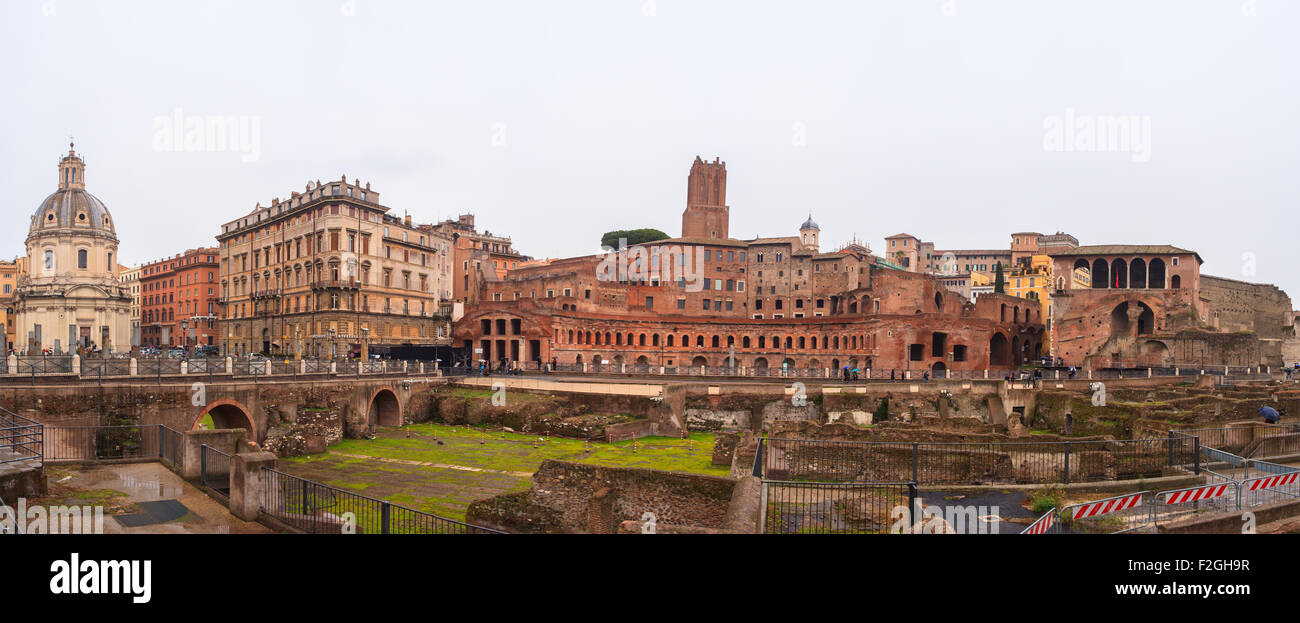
[78,250,88,269]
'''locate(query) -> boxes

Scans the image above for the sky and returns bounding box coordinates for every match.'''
[3,0,1297,296]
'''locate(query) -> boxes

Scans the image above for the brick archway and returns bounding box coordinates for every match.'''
[194,398,256,438]
[368,386,403,428]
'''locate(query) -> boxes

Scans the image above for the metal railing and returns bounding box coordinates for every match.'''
[43,425,160,462]
[761,480,916,534]
[159,425,184,467]
[260,468,502,534]
[200,444,232,502]
[759,435,1199,485]
[0,406,43,465]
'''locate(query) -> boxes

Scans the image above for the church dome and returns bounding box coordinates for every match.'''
[800,215,819,231]
[29,144,116,236]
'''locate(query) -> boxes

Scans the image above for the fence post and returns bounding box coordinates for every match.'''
[1064,442,1071,485]
[912,442,920,483]
[200,445,208,488]
[907,483,918,534]
[381,501,392,535]
[301,478,309,516]
[158,424,165,459]
[1193,436,1201,475]
[1167,431,1174,468]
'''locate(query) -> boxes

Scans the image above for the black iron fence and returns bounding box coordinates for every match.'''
[760,435,1200,485]
[159,425,184,467]
[0,407,43,464]
[201,444,232,501]
[43,425,161,462]
[260,468,502,534]
[761,480,916,534]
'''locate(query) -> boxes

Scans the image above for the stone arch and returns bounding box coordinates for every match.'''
[368,387,402,428]
[1171,274,1181,289]
[934,292,943,310]
[753,357,769,369]
[691,355,709,368]
[1129,258,1147,289]
[808,358,822,369]
[1110,258,1128,289]
[1091,259,1109,289]
[931,361,946,373]
[1139,340,1171,366]
[1148,258,1166,289]
[635,355,649,365]
[989,333,1010,366]
[194,399,256,439]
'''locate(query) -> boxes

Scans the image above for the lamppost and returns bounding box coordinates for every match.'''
[328,328,336,361]
[180,319,189,359]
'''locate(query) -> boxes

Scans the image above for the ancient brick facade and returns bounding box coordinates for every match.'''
[454,157,1042,372]
[1048,246,1292,368]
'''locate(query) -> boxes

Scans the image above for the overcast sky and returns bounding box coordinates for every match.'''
[4,0,1297,297]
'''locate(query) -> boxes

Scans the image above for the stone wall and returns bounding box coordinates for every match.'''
[466,459,737,534]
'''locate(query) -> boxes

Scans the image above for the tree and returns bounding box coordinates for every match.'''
[993,264,1006,294]
[601,229,669,249]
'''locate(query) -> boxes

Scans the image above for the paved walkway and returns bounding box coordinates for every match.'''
[56,463,272,534]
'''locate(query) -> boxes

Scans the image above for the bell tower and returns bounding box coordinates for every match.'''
[58,141,86,191]
[681,156,729,239]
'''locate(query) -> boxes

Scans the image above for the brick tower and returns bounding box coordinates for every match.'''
[681,156,729,239]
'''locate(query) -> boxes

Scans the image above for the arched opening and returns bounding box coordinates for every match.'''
[989,333,1010,366]
[691,356,709,368]
[808,358,821,369]
[1091,259,1109,289]
[934,292,943,310]
[1171,274,1181,289]
[782,358,796,370]
[1129,258,1147,289]
[195,400,256,439]
[1136,302,1155,335]
[1110,302,1131,334]
[931,361,947,373]
[753,357,769,369]
[613,354,625,365]
[1148,258,1166,289]
[1139,340,1171,366]
[368,389,402,428]
[635,355,649,365]
[1110,259,1128,289]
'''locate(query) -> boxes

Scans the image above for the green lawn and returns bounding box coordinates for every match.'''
[279,423,728,521]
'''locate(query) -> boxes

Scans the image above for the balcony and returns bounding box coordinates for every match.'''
[250,288,282,300]
[312,279,362,291]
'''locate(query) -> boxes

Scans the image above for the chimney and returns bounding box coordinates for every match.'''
[405,214,412,227]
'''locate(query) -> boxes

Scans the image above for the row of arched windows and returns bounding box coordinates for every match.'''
[553,328,880,352]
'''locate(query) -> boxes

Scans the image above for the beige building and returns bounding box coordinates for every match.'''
[1,258,17,353]
[216,176,455,358]
[119,264,141,347]
[14,144,132,354]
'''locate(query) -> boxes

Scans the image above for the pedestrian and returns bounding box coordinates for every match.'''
[923,371,930,382]
[1259,406,1281,424]
[890,369,896,381]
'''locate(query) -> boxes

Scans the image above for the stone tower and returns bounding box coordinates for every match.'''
[681,156,729,239]
[800,215,820,251]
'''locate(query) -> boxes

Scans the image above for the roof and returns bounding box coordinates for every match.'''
[884,233,918,239]
[31,189,115,235]
[800,215,820,231]
[1052,245,1203,263]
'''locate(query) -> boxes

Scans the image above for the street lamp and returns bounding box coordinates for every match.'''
[180,319,189,359]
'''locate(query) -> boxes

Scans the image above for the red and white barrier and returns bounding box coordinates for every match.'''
[1021,511,1055,534]
[1069,493,1143,519]
[1244,472,1299,492]
[1161,483,1232,505]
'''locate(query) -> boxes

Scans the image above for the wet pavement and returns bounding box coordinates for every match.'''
[57,462,272,534]
[918,490,1036,534]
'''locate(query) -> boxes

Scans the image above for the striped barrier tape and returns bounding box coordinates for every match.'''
[1161,483,1233,505]
[1244,471,1300,492]
[1021,509,1055,534]
[1068,493,1143,519]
